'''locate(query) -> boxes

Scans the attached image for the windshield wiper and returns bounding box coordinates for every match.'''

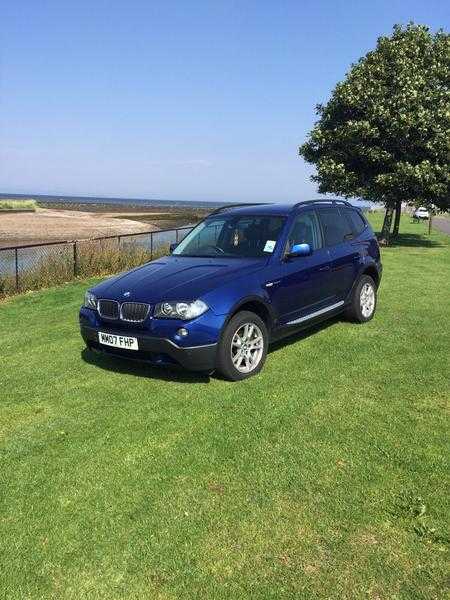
[175,253,240,259]
[175,254,221,258]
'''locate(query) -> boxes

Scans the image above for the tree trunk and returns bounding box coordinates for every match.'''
[392,200,402,237]
[379,205,394,245]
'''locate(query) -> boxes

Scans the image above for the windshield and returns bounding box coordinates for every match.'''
[173,214,286,258]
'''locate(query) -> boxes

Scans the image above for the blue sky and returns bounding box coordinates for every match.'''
[1,1,448,203]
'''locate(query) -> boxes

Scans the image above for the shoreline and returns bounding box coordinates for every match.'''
[37,201,212,215]
[37,202,210,232]
[0,205,208,249]
[0,193,225,210]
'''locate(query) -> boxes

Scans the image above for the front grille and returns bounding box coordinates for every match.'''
[97,299,150,323]
[98,299,120,320]
[120,302,150,323]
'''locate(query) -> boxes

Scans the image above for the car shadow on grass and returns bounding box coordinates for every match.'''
[379,231,444,248]
[80,348,211,384]
[81,317,343,383]
[268,316,339,356]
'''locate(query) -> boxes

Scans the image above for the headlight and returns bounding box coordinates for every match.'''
[154,299,208,320]
[84,291,97,309]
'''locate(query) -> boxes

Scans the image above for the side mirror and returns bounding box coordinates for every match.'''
[288,243,312,258]
[169,242,178,254]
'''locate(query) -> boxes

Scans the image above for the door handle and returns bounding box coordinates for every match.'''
[319,265,330,272]
[265,280,281,288]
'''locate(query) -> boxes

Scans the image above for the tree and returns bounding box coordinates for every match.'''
[299,24,450,244]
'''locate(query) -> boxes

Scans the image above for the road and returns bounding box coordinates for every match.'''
[433,217,450,235]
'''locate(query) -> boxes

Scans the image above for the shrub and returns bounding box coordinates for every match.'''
[0,239,169,297]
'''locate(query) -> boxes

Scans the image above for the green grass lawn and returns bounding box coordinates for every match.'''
[1,216,449,599]
[0,198,37,211]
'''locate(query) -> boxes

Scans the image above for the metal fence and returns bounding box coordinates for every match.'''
[0,225,193,295]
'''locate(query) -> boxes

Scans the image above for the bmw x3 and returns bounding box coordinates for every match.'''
[80,200,382,380]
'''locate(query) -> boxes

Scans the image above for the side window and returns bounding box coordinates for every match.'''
[344,208,366,236]
[287,211,322,252]
[318,208,351,247]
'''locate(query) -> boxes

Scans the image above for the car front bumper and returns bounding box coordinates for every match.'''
[80,324,217,372]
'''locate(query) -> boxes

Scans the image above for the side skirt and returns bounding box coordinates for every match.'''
[285,300,345,326]
[269,302,347,343]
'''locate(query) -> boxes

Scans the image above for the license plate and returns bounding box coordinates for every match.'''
[98,332,139,351]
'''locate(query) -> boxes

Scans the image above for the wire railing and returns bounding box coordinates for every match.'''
[0,225,193,296]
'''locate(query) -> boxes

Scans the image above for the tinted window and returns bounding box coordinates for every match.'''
[318,208,351,246]
[344,208,366,236]
[287,211,322,251]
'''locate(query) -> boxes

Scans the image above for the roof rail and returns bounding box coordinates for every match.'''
[292,199,352,209]
[208,202,269,216]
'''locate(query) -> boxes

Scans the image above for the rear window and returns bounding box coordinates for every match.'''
[317,208,352,246]
[344,208,366,236]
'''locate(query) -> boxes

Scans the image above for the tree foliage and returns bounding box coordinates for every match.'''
[299,24,449,239]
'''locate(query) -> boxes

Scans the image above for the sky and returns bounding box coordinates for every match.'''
[1,0,448,203]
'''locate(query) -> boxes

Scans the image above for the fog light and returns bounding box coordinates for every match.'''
[177,328,188,337]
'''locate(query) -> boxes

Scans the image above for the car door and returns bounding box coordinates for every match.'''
[317,206,361,301]
[265,209,336,326]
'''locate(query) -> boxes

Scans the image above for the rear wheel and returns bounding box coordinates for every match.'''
[346,274,377,323]
[216,311,268,381]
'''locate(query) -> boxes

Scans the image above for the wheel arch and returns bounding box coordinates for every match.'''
[361,264,380,288]
[344,263,380,306]
[225,296,275,333]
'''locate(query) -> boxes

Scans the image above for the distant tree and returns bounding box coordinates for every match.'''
[299,24,450,244]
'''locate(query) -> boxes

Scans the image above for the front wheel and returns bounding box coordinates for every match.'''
[216,311,268,381]
[346,275,377,323]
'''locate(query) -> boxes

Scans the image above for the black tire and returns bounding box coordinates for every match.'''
[345,274,377,323]
[216,311,268,381]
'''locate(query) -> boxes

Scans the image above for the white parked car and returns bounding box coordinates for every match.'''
[413,207,430,220]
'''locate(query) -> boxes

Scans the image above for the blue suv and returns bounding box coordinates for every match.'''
[80,200,382,380]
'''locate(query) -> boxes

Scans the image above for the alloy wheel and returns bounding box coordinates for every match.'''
[230,322,264,373]
[360,282,375,318]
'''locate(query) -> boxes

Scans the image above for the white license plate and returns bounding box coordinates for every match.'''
[98,332,139,351]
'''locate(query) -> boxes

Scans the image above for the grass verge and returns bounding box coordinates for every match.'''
[0,199,37,211]
[0,216,449,599]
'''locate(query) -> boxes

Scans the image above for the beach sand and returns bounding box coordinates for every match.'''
[0,203,210,248]
[0,207,161,248]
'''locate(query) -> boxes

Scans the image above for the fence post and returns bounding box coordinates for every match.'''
[150,232,153,260]
[73,241,78,276]
[15,248,19,291]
